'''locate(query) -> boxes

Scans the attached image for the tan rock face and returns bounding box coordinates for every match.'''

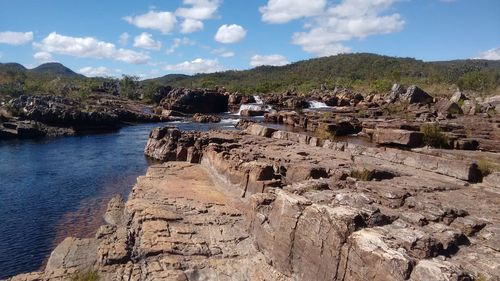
[12,124,500,281]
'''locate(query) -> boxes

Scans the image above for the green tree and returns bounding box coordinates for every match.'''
[119,75,139,99]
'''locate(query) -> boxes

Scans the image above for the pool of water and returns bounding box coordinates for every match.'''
[0,119,238,279]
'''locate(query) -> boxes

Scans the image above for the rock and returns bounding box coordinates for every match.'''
[435,99,463,115]
[482,172,500,188]
[402,85,434,104]
[103,195,125,225]
[374,128,423,147]
[244,124,277,138]
[192,113,221,123]
[46,237,99,272]
[450,91,468,104]
[410,259,472,281]
[240,109,266,116]
[160,88,229,113]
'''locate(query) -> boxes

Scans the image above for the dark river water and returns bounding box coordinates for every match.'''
[0,119,239,279]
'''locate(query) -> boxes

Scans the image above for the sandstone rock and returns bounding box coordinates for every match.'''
[240,109,266,116]
[160,88,228,113]
[450,91,468,104]
[403,85,434,104]
[46,237,99,272]
[374,128,423,147]
[244,124,276,138]
[192,113,221,123]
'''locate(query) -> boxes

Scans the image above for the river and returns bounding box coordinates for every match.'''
[0,119,238,279]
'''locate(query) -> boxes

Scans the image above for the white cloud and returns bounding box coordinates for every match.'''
[164,58,223,74]
[34,32,150,64]
[290,0,405,56]
[133,32,162,50]
[260,0,326,23]
[475,47,500,60]
[124,11,177,34]
[166,37,195,54]
[250,54,290,67]
[119,32,130,45]
[176,0,221,20]
[0,31,33,45]
[33,51,54,63]
[78,66,112,77]
[180,18,204,33]
[214,24,247,44]
[213,48,235,58]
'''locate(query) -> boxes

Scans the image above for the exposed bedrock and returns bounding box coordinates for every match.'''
[159,88,229,114]
[10,123,499,280]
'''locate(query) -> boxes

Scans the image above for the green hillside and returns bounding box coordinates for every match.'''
[147,53,500,95]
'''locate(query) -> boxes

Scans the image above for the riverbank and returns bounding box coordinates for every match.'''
[9,122,499,281]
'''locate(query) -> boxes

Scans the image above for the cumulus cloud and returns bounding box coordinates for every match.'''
[212,48,235,58]
[288,0,405,56]
[214,24,247,44]
[33,51,54,63]
[260,0,326,23]
[176,0,221,20]
[34,32,150,64]
[0,31,33,45]
[78,66,113,77]
[475,47,500,60]
[124,11,177,34]
[133,32,162,50]
[166,37,195,54]
[250,54,290,67]
[180,18,204,33]
[176,0,221,33]
[164,58,223,74]
[119,32,130,45]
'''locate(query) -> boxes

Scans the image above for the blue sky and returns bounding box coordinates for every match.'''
[0,0,499,78]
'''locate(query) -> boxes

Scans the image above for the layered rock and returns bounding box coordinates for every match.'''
[159,88,229,113]
[11,124,500,281]
[2,94,164,139]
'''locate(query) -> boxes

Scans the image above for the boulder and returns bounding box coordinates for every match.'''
[402,85,434,104]
[244,124,276,138]
[240,109,266,116]
[374,128,424,147]
[435,99,463,115]
[192,113,221,123]
[160,88,228,113]
[450,91,468,104]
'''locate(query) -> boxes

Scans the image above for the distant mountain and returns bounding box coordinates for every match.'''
[143,74,190,85]
[0,62,84,79]
[147,53,500,94]
[29,62,83,78]
[0,63,27,73]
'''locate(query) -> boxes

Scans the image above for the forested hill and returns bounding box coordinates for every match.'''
[147,53,500,95]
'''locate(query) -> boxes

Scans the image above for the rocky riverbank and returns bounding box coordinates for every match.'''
[9,119,499,281]
[0,94,166,140]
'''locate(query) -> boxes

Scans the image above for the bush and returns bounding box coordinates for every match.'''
[351,169,374,181]
[71,270,100,281]
[420,123,449,148]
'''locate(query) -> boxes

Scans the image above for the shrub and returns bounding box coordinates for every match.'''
[71,270,100,281]
[477,159,500,178]
[420,123,449,148]
[351,169,374,181]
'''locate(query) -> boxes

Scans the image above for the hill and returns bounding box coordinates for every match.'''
[147,53,500,95]
[29,62,83,78]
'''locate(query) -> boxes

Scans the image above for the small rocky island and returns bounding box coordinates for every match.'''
[7,84,499,281]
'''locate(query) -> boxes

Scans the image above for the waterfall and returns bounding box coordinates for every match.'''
[254,95,263,104]
[236,104,272,115]
[308,101,329,108]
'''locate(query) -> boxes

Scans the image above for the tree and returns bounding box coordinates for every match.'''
[119,75,139,99]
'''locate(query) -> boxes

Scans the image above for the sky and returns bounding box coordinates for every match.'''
[0,0,499,78]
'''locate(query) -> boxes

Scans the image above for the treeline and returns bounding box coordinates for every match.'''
[147,53,500,95]
[0,63,162,103]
